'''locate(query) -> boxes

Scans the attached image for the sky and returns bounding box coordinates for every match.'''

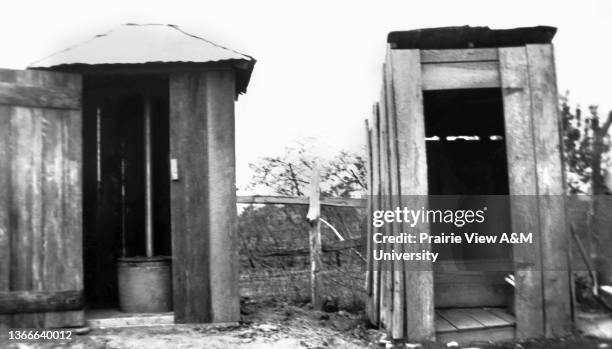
[0,0,610,190]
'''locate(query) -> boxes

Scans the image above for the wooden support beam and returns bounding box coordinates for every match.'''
[206,71,240,323]
[369,103,382,326]
[365,119,374,297]
[378,64,393,331]
[389,48,435,341]
[170,71,239,323]
[384,49,405,339]
[0,81,80,110]
[170,72,213,323]
[0,290,84,314]
[421,61,500,90]
[499,46,545,339]
[236,195,366,208]
[526,44,571,337]
[420,48,498,63]
[306,165,323,310]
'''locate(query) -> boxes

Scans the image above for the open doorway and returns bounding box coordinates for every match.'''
[82,75,171,310]
[424,88,513,309]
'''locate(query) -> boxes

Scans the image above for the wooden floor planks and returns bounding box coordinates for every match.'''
[435,307,515,333]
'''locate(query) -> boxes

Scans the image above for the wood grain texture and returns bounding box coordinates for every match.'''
[0,105,12,329]
[421,61,500,90]
[0,69,83,327]
[384,49,405,339]
[380,65,395,332]
[499,46,545,339]
[170,71,240,323]
[0,82,80,110]
[389,49,434,341]
[437,309,482,330]
[526,44,571,337]
[307,167,322,311]
[236,195,365,207]
[368,104,381,326]
[378,69,392,330]
[365,120,373,297]
[205,71,240,322]
[420,48,498,63]
[0,290,83,314]
[170,72,212,323]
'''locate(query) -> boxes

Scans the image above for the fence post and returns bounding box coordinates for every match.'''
[306,164,323,310]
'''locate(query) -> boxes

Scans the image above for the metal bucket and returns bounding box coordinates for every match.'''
[117,256,172,313]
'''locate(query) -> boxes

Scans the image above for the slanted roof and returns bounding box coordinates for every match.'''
[388,26,556,50]
[29,23,256,94]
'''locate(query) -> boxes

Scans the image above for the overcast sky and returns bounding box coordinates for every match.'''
[0,0,610,189]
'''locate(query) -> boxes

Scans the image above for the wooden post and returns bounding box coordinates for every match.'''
[526,44,571,337]
[384,54,405,339]
[365,119,373,304]
[170,70,239,323]
[389,47,435,341]
[499,46,545,339]
[369,103,382,326]
[306,164,322,310]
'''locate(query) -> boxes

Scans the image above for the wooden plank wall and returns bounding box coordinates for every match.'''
[0,68,84,328]
[170,70,239,323]
[500,44,571,338]
[364,49,435,341]
[365,44,570,341]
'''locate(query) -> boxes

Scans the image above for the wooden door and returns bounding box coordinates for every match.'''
[0,68,83,329]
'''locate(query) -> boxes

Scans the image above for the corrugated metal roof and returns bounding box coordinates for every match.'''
[29,23,255,94]
[388,26,557,50]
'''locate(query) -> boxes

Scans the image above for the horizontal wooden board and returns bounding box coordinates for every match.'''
[421,48,498,63]
[0,290,84,314]
[0,82,80,110]
[436,325,515,343]
[236,195,366,208]
[421,61,500,90]
[435,282,510,308]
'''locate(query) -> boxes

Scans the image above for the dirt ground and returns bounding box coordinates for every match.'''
[2,300,612,349]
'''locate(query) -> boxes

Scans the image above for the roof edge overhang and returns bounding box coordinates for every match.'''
[29,59,256,96]
[388,25,557,50]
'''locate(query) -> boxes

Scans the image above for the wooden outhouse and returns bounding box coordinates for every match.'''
[0,24,254,328]
[365,26,571,342]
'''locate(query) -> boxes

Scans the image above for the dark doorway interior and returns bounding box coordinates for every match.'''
[423,88,511,262]
[82,75,171,308]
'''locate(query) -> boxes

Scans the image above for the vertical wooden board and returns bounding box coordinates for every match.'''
[205,71,240,322]
[10,107,37,327]
[385,49,405,339]
[389,48,434,341]
[369,104,381,326]
[43,107,84,327]
[365,120,373,296]
[499,46,544,339]
[58,107,84,327]
[526,44,571,336]
[9,106,43,327]
[41,109,65,326]
[378,69,392,330]
[170,72,212,323]
[0,105,12,329]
